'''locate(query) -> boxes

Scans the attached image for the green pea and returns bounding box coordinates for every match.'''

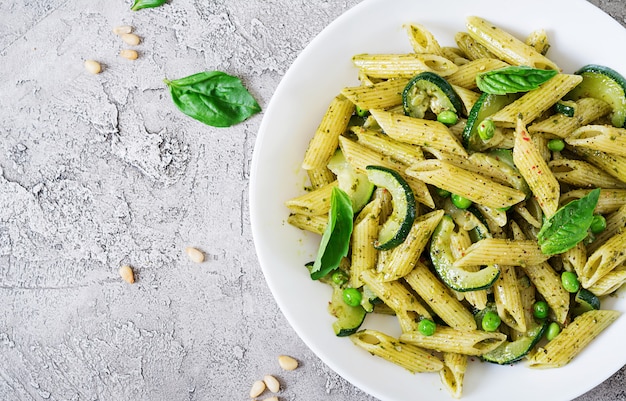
[481,310,501,332]
[561,271,580,293]
[418,318,436,336]
[342,288,362,306]
[436,187,451,198]
[331,270,348,286]
[545,322,561,341]
[533,300,549,319]
[451,194,472,209]
[590,214,607,234]
[477,119,495,141]
[437,110,458,126]
[356,105,370,117]
[547,138,565,152]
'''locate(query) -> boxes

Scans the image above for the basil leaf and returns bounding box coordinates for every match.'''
[164,71,261,127]
[131,0,167,11]
[537,188,601,255]
[476,66,558,95]
[310,187,354,280]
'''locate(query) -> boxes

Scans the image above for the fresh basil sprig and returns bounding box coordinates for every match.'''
[476,66,558,95]
[131,0,167,11]
[310,187,354,280]
[537,188,601,255]
[164,71,261,127]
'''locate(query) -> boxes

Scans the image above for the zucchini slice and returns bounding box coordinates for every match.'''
[554,100,577,117]
[328,149,375,212]
[481,321,547,365]
[572,288,601,316]
[365,165,416,250]
[462,93,519,151]
[566,64,626,127]
[430,215,500,292]
[328,285,366,337]
[402,71,463,119]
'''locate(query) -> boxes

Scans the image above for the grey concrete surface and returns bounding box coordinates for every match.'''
[0,0,624,400]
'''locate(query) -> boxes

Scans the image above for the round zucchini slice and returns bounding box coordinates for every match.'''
[481,321,547,365]
[402,71,463,119]
[566,64,626,127]
[365,165,416,250]
[462,92,519,151]
[329,285,366,337]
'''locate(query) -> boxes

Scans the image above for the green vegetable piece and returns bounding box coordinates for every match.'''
[533,300,549,319]
[574,288,601,313]
[436,187,451,198]
[547,138,565,152]
[545,322,561,341]
[164,71,261,127]
[477,119,495,140]
[437,110,458,125]
[537,188,601,255]
[554,100,577,117]
[590,214,607,234]
[342,288,362,307]
[356,105,370,117]
[451,194,472,209]
[131,0,167,11]
[476,66,558,95]
[481,310,501,332]
[331,270,349,286]
[310,187,354,280]
[418,319,437,336]
[561,271,581,293]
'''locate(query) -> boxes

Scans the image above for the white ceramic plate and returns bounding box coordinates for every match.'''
[250,0,626,400]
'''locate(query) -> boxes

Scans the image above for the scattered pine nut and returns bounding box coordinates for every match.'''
[113,25,133,35]
[249,380,265,398]
[84,59,102,74]
[185,247,205,263]
[262,397,279,401]
[263,375,280,393]
[120,49,139,60]
[120,33,141,46]
[119,265,135,283]
[278,355,298,371]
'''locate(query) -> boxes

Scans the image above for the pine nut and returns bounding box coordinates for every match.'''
[121,33,141,46]
[277,355,298,371]
[249,380,265,398]
[185,247,205,263]
[262,397,279,401]
[120,49,139,60]
[119,265,135,283]
[84,59,102,74]
[113,25,133,35]
[263,375,280,393]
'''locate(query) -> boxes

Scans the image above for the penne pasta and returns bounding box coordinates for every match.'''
[528,98,612,138]
[400,326,507,356]
[352,53,459,79]
[566,124,626,156]
[439,353,468,399]
[341,78,408,110]
[453,238,549,267]
[404,23,444,56]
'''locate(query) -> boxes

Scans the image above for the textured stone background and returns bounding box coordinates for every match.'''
[0,0,624,400]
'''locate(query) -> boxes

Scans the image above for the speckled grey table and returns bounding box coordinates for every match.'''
[0,1,624,400]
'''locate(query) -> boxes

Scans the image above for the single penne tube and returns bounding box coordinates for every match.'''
[529,98,612,138]
[406,160,526,209]
[454,31,496,61]
[559,189,626,215]
[452,84,481,114]
[492,264,527,333]
[572,146,626,183]
[517,276,537,340]
[525,28,550,55]
[286,213,327,235]
[338,136,434,208]
[549,159,626,189]
[378,210,444,281]
[465,16,559,70]
[341,78,408,110]
[302,95,355,170]
[566,124,626,156]
[513,119,560,218]
[587,204,626,254]
[588,266,626,296]
[404,23,444,56]
[351,126,424,166]
[351,53,458,79]
[349,199,382,288]
[285,181,338,216]
[581,229,626,288]
[453,238,549,267]
[446,58,509,89]
[491,74,583,128]
[439,353,467,399]
[400,326,507,356]
[350,330,443,373]
[561,241,587,276]
[370,109,468,157]
[307,165,336,189]
[513,201,543,229]
[528,310,621,368]
[404,260,477,331]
